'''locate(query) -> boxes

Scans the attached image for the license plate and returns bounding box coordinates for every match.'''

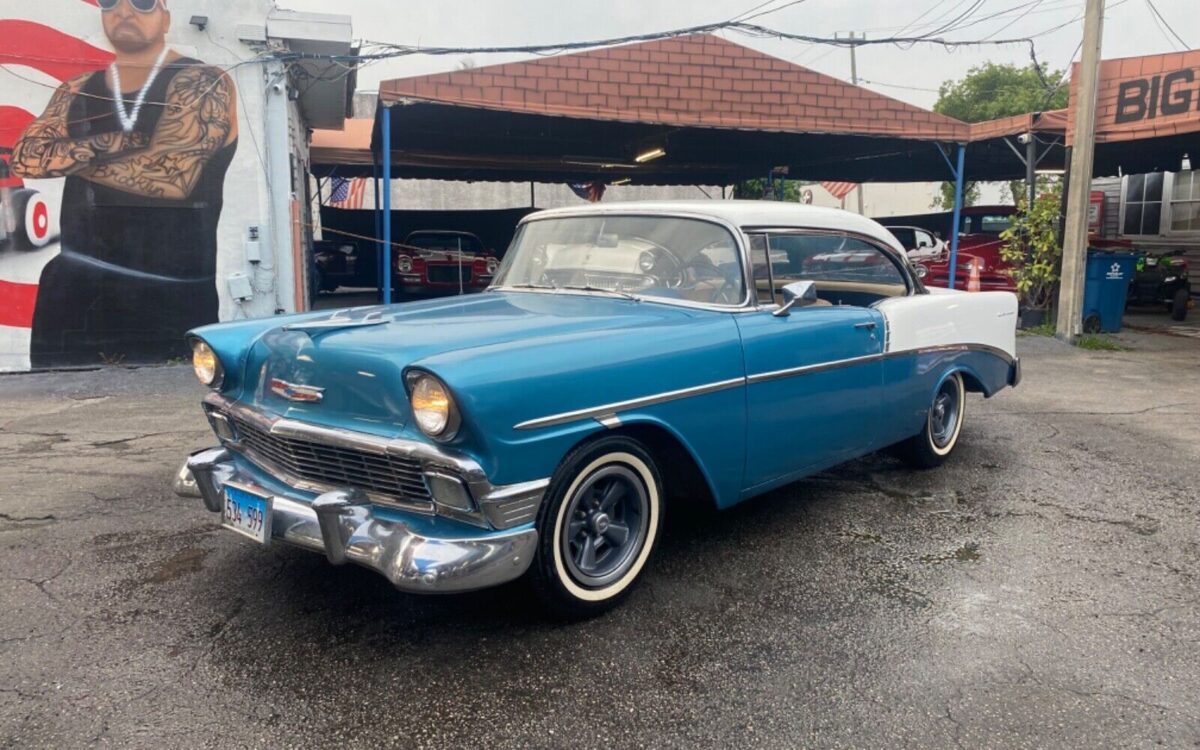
[222,483,272,545]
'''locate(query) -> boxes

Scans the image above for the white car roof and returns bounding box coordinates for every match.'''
[527,200,906,254]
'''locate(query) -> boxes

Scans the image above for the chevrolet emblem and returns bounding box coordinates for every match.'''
[269,378,325,403]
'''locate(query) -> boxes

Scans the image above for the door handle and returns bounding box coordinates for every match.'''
[854,321,877,330]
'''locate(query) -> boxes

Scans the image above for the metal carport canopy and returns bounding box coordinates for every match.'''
[367,34,1045,185]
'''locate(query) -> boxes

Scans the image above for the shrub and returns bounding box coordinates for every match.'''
[1000,184,1063,311]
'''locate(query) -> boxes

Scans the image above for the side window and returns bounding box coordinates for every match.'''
[748,232,908,305]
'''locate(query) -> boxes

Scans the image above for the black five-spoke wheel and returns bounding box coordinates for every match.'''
[893,371,966,469]
[561,465,648,587]
[929,378,962,450]
[531,435,663,618]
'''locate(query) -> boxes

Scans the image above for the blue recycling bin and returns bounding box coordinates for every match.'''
[1082,250,1138,333]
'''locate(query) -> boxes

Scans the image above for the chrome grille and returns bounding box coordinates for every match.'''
[228,414,432,506]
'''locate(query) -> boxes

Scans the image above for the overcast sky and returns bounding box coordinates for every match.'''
[284,0,1193,110]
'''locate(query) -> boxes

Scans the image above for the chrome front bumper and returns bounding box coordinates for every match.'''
[175,447,538,593]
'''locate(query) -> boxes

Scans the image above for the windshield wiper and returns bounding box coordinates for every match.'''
[504,282,557,291]
[559,284,639,301]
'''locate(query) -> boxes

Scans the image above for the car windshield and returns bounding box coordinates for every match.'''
[493,215,746,305]
[963,215,1012,235]
[406,233,485,254]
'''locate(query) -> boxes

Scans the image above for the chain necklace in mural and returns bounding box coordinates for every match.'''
[109,47,170,133]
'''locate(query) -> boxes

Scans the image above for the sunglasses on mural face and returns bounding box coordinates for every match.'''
[98,0,163,13]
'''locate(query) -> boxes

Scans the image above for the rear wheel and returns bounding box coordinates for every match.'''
[11,189,51,249]
[1171,288,1189,321]
[530,435,663,618]
[894,372,965,469]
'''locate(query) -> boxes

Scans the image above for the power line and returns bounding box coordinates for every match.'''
[1144,0,1190,50]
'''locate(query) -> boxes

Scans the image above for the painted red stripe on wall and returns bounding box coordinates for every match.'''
[0,280,38,328]
[0,105,35,151]
[0,20,114,82]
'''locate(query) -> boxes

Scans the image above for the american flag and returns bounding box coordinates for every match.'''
[820,181,858,200]
[328,176,366,209]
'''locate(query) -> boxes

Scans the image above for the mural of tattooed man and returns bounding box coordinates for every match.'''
[12,0,236,367]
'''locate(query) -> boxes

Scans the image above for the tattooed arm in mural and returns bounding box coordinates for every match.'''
[11,73,147,179]
[13,66,238,200]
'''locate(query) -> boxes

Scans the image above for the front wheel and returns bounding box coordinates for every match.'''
[1171,288,1189,321]
[530,435,663,618]
[893,372,966,469]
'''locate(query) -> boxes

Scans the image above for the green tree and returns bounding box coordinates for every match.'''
[931,180,980,210]
[932,62,1069,210]
[734,178,800,201]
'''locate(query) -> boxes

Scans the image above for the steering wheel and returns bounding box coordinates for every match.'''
[682,253,740,304]
[639,241,685,287]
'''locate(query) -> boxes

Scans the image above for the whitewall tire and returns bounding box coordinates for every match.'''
[530,435,663,617]
[895,372,966,468]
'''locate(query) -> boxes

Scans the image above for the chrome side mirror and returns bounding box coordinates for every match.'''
[773,280,819,317]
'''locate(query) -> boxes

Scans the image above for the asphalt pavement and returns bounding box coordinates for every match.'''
[2,330,1198,748]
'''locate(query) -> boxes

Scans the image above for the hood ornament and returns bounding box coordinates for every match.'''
[269,378,325,403]
[284,308,392,333]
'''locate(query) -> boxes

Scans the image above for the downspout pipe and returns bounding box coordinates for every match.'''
[264,60,293,313]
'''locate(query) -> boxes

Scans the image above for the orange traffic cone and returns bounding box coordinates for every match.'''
[967,257,981,292]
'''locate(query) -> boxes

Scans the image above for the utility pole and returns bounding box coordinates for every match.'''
[1055,0,1105,342]
[839,31,866,215]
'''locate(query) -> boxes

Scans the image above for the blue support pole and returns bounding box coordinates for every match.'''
[372,161,381,299]
[381,106,392,304]
[947,144,966,290]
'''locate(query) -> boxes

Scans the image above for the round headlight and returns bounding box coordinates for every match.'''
[914,263,929,279]
[486,258,499,275]
[190,339,222,388]
[397,255,413,273]
[409,373,458,439]
[638,251,656,272]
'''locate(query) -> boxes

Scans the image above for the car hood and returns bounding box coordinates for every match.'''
[238,291,711,432]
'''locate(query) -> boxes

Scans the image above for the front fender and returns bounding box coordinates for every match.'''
[415,311,746,503]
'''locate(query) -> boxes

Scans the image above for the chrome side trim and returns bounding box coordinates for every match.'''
[902,343,1016,366]
[513,377,745,431]
[745,353,882,384]
[511,343,1016,430]
[595,413,622,429]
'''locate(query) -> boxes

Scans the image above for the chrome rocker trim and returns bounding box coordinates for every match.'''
[177,446,538,593]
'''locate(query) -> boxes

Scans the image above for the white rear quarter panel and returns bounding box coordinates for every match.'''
[875,289,1018,358]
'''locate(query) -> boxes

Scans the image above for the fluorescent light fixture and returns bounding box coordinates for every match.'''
[1035,168,1066,175]
[611,178,632,185]
[563,157,637,169]
[634,147,666,164]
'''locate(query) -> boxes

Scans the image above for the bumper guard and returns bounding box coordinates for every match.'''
[176,447,538,593]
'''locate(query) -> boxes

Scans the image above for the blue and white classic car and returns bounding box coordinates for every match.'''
[176,201,1019,616]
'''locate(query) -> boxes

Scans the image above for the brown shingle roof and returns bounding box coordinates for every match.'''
[379,34,968,141]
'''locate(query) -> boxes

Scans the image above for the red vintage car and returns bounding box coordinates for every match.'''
[392,230,501,300]
[915,206,1017,292]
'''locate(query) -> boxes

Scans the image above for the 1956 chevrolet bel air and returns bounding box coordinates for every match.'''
[175,201,1020,616]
